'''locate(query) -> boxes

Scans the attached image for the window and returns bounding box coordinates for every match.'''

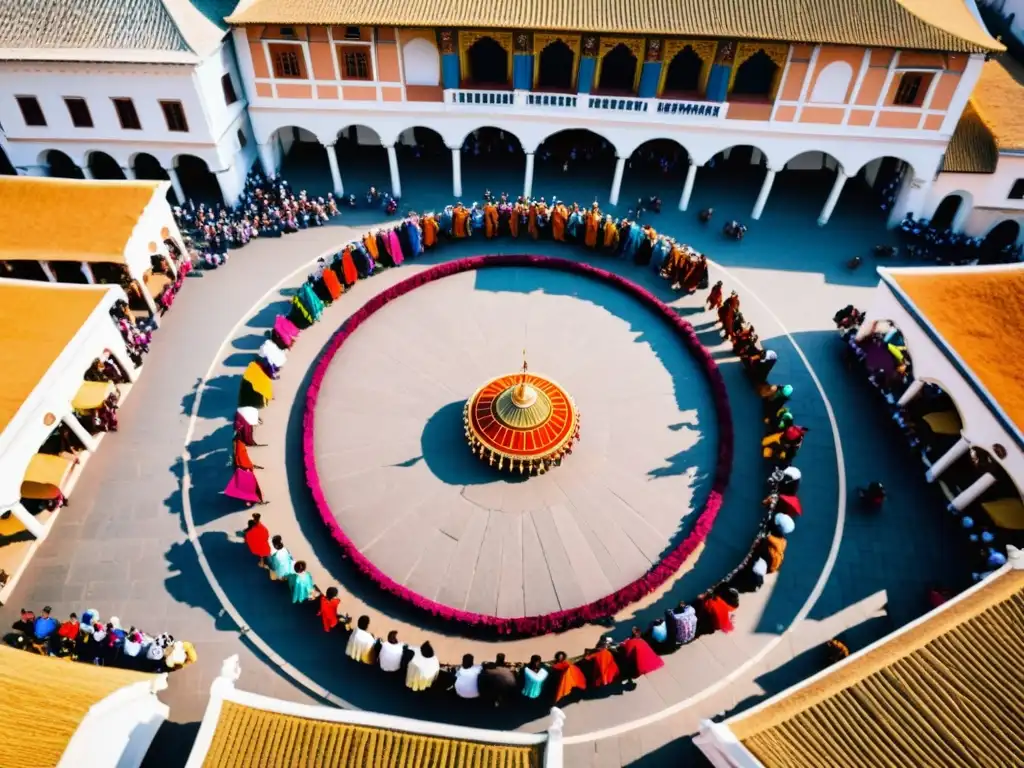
[237,127,248,148]
[16,95,46,126]
[270,45,304,78]
[893,73,928,106]
[112,98,141,129]
[344,26,361,40]
[279,26,296,38]
[343,49,371,80]
[221,73,239,105]
[160,100,189,132]
[64,97,94,128]
[1010,179,1024,200]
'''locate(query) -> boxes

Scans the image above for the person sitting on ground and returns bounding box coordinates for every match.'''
[13,608,35,635]
[406,641,441,692]
[698,207,714,223]
[699,590,736,634]
[32,606,60,644]
[377,630,405,673]
[317,587,342,633]
[859,481,886,507]
[122,630,144,669]
[649,616,669,647]
[288,561,315,603]
[779,465,801,494]
[620,626,664,680]
[478,653,518,707]
[345,615,376,663]
[762,531,788,573]
[551,651,587,703]
[454,653,483,699]
[584,637,621,688]
[521,654,550,700]
[669,602,698,646]
[57,612,80,644]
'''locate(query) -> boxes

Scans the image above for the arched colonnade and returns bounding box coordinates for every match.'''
[257,119,919,224]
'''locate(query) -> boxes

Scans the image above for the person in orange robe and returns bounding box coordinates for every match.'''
[422,214,438,248]
[340,247,359,286]
[763,534,787,573]
[700,594,735,633]
[321,268,343,301]
[243,512,272,566]
[362,232,379,262]
[706,281,724,310]
[233,438,261,470]
[510,201,525,238]
[527,200,539,239]
[584,205,600,248]
[550,651,586,703]
[317,586,342,632]
[551,202,568,242]
[453,204,470,238]
[483,202,499,238]
[602,215,619,251]
[682,255,707,293]
[584,637,620,687]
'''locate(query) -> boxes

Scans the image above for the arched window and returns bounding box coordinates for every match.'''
[598,43,638,93]
[663,46,704,94]
[467,36,508,86]
[731,50,779,97]
[810,61,854,103]
[537,39,575,90]
[402,38,440,87]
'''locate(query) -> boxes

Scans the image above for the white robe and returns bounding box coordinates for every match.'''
[345,628,375,663]
[378,641,405,672]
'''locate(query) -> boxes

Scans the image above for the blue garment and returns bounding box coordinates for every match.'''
[521,666,549,699]
[404,220,421,255]
[567,211,582,239]
[471,208,484,231]
[439,207,453,234]
[651,621,668,644]
[269,546,295,580]
[651,238,671,272]
[33,616,59,640]
[623,226,644,260]
[289,571,315,603]
[297,284,325,322]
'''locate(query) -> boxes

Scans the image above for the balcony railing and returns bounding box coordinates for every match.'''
[443,89,728,122]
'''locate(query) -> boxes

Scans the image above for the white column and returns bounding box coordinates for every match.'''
[121,166,135,180]
[168,168,186,205]
[258,142,276,177]
[679,162,697,211]
[751,168,776,220]
[386,145,402,199]
[62,411,99,452]
[609,155,626,206]
[81,166,94,180]
[949,473,996,512]
[523,152,535,199]
[871,51,900,128]
[213,171,234,206]
[6,502,45,539]
[818,170,848,226]
[80,262,96,284]
[451,148,462,198]
[793,45,820,121]
[325,144,343,196]
[926,437,969,482]
[40,261,57,282]
[897,379,925,407]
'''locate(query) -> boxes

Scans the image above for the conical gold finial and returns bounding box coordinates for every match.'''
[512,348,536,406]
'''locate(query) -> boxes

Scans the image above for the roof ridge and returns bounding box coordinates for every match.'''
[894,0,1003,53]
[159,0,227,57]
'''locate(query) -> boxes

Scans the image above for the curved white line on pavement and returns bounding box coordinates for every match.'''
[182,246,846,739]
[562,260,847,743]
[181,244,358,709]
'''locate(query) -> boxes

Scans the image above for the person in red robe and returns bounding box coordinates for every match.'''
[318,587,342,632]
[550,651,586,703]
[58,613,80,642]
[701,594,735,633]
[620,627,665,679]
[243,512,272,566]
[585,637,620,687]
[233,439,261,470]
[706,281,724,310]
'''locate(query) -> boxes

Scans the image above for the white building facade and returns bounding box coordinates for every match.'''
[0,0,257,204]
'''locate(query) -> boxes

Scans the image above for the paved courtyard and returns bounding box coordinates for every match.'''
[0,157,966,767]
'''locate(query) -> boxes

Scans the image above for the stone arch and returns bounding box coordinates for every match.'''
[131,152,170,181]
[930,193,969,231]
[466,36,509,86]
[597,43,639,93]
[536,38,575,90]
[662,45,706,95]
[706,142,776,171]
[172,154,222,205]
[534,127,618,157]
[41,149,84,179]
[731,50,780,97]
[810,61,854,103]
[336,123,388,147]
[402,37,440,87]
[781,150,844,175]
[457,125,526,154]
[86,150,126,180]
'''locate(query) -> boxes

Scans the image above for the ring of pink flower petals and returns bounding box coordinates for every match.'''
[303,255,734,638]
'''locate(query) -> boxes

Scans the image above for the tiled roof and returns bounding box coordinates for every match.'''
[888,266,1024,436]
[971,56,1024,152]
[0,645,156,768]
[0,0,232,62]
[226,0,1002,53]
[731,568,1024,768]
[201,701,544,768]
[942,102,998,173]
[0,176,161,265]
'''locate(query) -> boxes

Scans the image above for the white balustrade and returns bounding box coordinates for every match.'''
[445,89,516,107]
[443,89,727,123]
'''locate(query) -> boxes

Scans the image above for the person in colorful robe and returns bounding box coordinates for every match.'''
[551,202,569,242]
[483,201,499,238]
[585,637,620,687]
[452,203,471,238]
[620,626,664,679]
[243,512,271,567]
[550,651,586,703]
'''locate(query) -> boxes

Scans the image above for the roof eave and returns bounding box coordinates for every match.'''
[0,47,199,64]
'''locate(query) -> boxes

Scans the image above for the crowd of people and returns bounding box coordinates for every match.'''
[220,201,810,708]
[7,605,196,673]
[172,171,342,268]
[891,214,1022,266]
[834,310,1011,584]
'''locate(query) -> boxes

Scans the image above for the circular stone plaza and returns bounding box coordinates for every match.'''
[2,2,1024,767]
